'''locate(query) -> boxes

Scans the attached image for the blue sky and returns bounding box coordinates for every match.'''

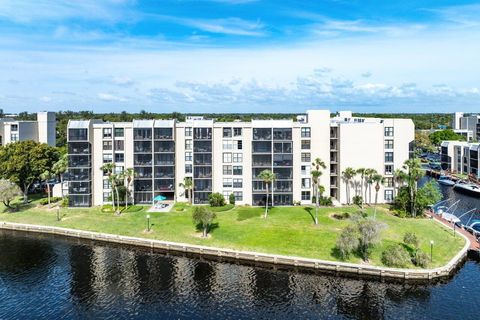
[0,0,479,113]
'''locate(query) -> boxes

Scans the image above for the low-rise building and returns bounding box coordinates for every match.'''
[441,141,480,176]
[452,112,480,141]
[0,112,56,146]
[66,110,414,207]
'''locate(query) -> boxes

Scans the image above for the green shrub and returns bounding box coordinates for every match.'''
[381,245,411,268]
[353,195,363,207]
[414,250,430,268]
[208,192,226,207]
[229,193,235,205]
[209,204,234,212]
[332,212,350,220]
[335,225,359,259]
[39,197,63,205]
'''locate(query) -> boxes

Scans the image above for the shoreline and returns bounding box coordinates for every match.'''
[0,220,470,281]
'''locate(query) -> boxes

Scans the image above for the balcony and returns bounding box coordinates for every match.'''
[68,155,90,167]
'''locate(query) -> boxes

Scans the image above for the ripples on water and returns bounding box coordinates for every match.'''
[1,230,480,320]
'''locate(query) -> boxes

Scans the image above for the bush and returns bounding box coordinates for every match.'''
[414,250,430,268]
[335,225,359,259]
[39,197,63,205]
[312,196,333,206]
[381,245,411,268]
[403,232,419,250]
[208,192,226,207]
[353,195,363,207]
[332,212,350,220]
[229,193,235,205]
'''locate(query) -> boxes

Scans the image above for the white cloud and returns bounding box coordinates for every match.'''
[40,96,52,102]
[112,76,135,86]
[97,93,127,102]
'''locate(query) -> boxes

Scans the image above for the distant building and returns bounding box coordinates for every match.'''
[0,112,56,146]
[441,141,479,176]
[67,109,414,208]
[451,112,480,141]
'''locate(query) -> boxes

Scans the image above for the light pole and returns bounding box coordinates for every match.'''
[430,240,434,262]
[146,214,151,232]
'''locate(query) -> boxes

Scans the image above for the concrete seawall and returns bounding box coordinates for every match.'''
[0,221,470,281]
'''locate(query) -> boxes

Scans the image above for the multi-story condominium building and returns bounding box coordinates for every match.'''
[452,112,480,141]
[66,110,414,207]
[0,112,56,146]
[441,141,480,176]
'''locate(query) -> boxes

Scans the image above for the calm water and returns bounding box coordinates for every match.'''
[1,229,480,320]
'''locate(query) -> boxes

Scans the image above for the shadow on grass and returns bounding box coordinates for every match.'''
[2,202,36,213]
[195,222,219,235]
[237,208,262,221]
[304,207,316,224]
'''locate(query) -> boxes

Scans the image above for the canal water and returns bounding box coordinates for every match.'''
[1,228,480,320]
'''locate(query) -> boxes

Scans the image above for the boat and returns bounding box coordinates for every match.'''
[453,181,480,198]
[438,176,455,186]
[464,220,480,237]
[441,212,461,224]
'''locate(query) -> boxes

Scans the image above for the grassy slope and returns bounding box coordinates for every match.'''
[0,199,465,268]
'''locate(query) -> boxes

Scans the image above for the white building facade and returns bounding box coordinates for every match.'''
[67,110,414,207]
[441,141,480,177]
[0,112,56,146]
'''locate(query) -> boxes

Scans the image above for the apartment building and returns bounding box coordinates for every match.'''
[452,112,480,141]
[441,141,479,176]
[0,112,56,146]
[66,110,414,207]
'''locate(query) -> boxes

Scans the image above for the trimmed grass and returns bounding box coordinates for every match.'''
[0,199,465,268]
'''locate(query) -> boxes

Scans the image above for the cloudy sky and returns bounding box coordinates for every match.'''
[0,0,479,114]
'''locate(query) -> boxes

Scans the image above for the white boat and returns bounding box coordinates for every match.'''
[438,176,455,186]
[441,212,461,224]
[453,182,480,198]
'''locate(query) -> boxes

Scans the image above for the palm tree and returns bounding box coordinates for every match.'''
[365,168,377,204]
[123,168,135,210]
[311,158,326,225]
[393,169,406,197]
[403,158,424,217]
[52,154,68,199]
[40,170,53,207]
[101,163,119,214]
[372,174,385,219]
[179,177,193,204]
[356,168,367,208]
[258,169,276,219]
[341,167,356,205]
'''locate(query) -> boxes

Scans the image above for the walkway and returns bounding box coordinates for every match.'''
[427,211,480,251]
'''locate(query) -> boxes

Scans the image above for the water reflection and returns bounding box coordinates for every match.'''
[0,229,479,319]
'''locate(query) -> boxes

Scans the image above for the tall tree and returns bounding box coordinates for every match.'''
[101,163,120,214]
[402,158,424,217]
[52,153,68,198]
[0,141,59,203]
[122,168,135,210]
[40,170,53,207]
[0,179,22,209]
[192,206,216,238]
[179,177,193,204]
[365,168,377,204]
[372,174,385,219]
[356,168,367,208]
[258,169,276,218]
[393,169,406,197]
[311,158,326,225]
[341,167,356,205]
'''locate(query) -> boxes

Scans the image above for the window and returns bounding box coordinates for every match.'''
[185,127,192,137]
[185,164,193,174]
[185,139,192,150]
[301,127,311,138]
[301,153,311,162]
[384,127,394,137]
[223,191,230,199]
[114,140,124,151]
[385,165,394,175]
[233,166,243,175]
[301,140,311,150]
[115,153,124,163]
[233,128,242,136]
[385,177,394,187]
[385,152,394,163]
[223,152,232,163]
[185,152,192,161]
[301,165,311,175]
[114,166,124,174]
[223,178,232,188]
[10,133,18,142]
[385,140,394,149]
[233,191,243,201]
[69,128,88,141]
[103,128,112,139]
[103,141,112,150]
[103,154,113,163]
[223,128,232,138]
[223,140,233,150]
[103,179,111,189]
[11,124,18,131]
[385,190,394,201]
[233,153,243,163]
[236,140,243,150]
[103,192,111,202]
[233,178,243,188]
[114,128,124,137]
[301,191,311,200]
[223,165,232,175]
[302,178,311,188]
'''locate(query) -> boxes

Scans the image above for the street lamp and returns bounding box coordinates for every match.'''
[430,240,434,262]
[146,214,151,232]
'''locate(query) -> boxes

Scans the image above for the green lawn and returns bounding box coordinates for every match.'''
[0,198,465,268]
